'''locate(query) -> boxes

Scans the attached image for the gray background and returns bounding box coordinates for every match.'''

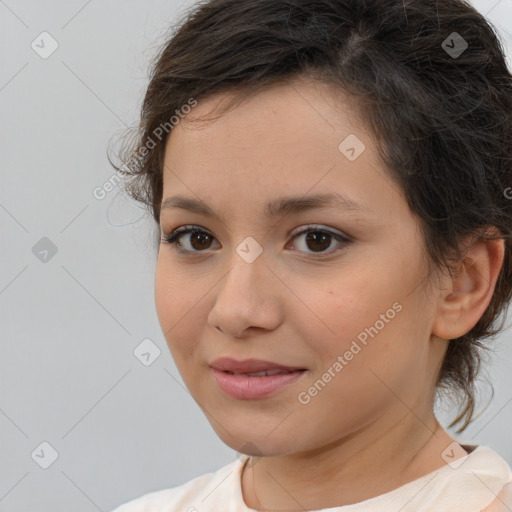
[1,1,511,511]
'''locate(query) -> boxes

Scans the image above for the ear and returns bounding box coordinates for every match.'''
[431,227,505,340]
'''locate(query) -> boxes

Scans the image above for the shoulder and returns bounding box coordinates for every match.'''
[110,456,247,512]
[402,444,512,511]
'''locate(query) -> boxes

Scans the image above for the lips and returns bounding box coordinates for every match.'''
[209,357,306,375]
[210,358,308,399]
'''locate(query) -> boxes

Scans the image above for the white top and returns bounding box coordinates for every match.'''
[111,445,512,512]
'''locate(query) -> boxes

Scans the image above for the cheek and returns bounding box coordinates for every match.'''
[292,272,383,349]
[294,267,421,379]
[154,258,205,365]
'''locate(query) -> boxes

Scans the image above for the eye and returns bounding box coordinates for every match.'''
[288,225,351,255]
[161,225,219,253]
[161,224,351,256]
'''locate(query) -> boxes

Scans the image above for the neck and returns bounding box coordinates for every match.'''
[241,411,464,511]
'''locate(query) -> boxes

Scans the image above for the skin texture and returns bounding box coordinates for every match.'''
[154,75,505,510]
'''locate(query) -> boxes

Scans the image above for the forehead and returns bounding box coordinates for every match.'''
[161,77,406,224]
[172,77,363,143]
[164,78,366,177]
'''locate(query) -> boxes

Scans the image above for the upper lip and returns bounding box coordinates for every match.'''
[210,357,305,373]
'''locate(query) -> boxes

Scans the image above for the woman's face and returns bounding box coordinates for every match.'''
[155,76,447,456]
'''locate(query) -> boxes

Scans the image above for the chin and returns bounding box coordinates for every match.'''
[211,425,300,458]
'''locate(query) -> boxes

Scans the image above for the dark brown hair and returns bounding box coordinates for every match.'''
[109,0,512,433]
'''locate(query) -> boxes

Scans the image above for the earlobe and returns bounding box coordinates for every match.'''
[431,229,505,341]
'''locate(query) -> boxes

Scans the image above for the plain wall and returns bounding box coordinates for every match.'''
[1,1,511,511]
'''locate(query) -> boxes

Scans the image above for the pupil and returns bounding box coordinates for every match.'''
[192,232,211,250]
[306,232,330,252]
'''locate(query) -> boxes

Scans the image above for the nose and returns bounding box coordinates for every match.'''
[207,245,283,338]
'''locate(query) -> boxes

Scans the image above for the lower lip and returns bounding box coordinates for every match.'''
[210,368,307,399]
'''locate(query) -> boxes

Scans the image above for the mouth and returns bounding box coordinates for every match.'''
[222,369,306,377]
[210,367,308,399]
[209,356,307,374]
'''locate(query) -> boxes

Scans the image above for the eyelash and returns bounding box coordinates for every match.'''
[160,224,351,257]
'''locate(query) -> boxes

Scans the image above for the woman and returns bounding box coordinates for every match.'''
[110,0,512,510]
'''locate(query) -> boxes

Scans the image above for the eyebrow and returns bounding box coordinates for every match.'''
[160,192,375,220]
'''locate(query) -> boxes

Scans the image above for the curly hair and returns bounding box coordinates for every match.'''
[109,0,512,433]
